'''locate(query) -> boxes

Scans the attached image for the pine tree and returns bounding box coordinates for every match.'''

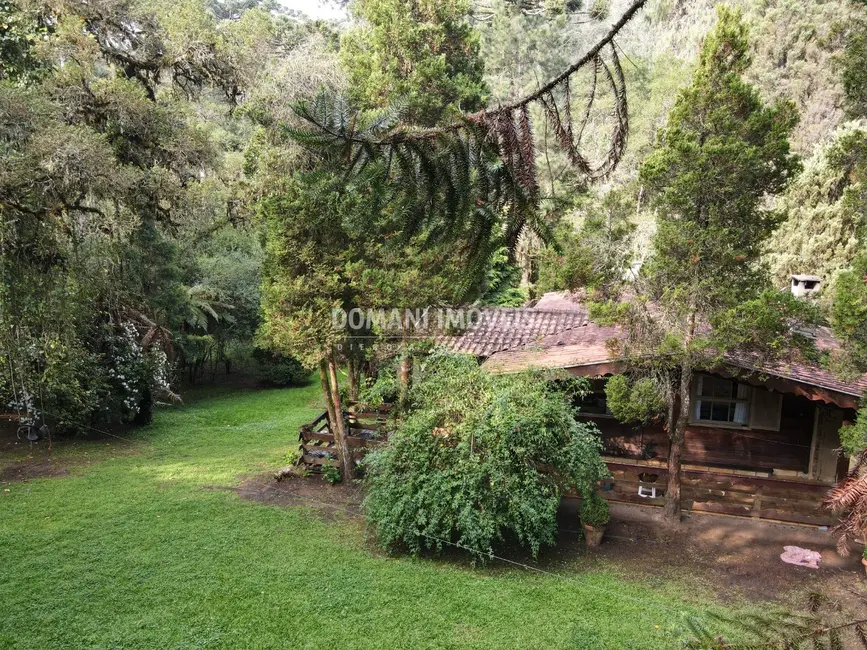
[602,5,801,523]
[340,0,488,127]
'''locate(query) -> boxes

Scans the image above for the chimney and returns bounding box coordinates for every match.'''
[790,274,821,298]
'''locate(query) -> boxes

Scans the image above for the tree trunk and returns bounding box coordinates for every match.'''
[347,357,360,403]
[319,359,339,437]
[663,363,693,523]
[327,353,353,480]
[398,311,413,407]
[399,354,413,401]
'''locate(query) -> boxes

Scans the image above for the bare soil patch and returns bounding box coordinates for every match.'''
[231,472,365,520]
[558,501,864,605]
[0,461,69,482]
[1,426,142,484]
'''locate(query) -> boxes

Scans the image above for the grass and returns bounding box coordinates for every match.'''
[1,382,750,649]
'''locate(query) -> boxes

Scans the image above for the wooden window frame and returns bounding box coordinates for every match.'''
[689,374,782,432]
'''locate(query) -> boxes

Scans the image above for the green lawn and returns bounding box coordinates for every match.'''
[2,383,744,649]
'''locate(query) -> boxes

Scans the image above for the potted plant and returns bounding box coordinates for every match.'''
[580,491,610,547]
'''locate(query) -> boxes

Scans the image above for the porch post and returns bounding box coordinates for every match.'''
[807,405,820,479]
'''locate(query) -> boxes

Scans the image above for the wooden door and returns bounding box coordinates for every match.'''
[811,406,845,483]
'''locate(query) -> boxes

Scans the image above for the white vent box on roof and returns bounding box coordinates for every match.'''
[791,274,821,298]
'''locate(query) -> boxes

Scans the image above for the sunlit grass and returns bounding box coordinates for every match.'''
[1,382,753,649]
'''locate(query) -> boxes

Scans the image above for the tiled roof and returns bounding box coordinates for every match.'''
[437,307,591,357]
[727,354,867,399]
[441,292,867,401]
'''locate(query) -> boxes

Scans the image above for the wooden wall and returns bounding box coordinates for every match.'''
[584,394,815,473]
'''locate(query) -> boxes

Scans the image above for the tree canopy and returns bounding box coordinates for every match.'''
[597,5,803,521]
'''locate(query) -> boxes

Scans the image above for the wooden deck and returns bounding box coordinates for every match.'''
[602,457,836,526]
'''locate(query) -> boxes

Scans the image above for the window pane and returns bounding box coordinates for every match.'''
[711,403,730,421]
[714,380,733,399]
[698,400,712,420]
[733,402,749,424]
[736,382,751,400]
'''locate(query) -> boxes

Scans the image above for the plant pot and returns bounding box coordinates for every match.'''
[583,523,606,547]
[861,557,867,577]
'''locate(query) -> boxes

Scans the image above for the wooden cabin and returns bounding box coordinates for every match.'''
[444,292,867,525]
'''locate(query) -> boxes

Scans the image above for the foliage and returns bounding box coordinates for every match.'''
[363,350,608,559]
[840,403,867,456]
[579,491,610,527]
[322,464,343,485]
[604,374,664,424]
[478,246,526,306]
[639,6,800,315]
[833,257,867,455]
[340,0,488,126]
[0,0,47,83]
[291,1,644,274]
[840,2,867,119]
[0,0,286,429]
[259,169,355,368]
[769,126,867,292]
[831,253,867,371]
[251,348,308,386]
[535,189,637,296]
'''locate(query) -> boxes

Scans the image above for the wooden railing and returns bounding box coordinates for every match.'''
[293,405,392,474]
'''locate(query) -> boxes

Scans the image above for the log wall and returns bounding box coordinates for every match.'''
[584,394,815,474]
[601,459,835,526]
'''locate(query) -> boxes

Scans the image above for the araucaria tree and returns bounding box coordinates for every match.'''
[262,0,647,479]
[601,6,801,522]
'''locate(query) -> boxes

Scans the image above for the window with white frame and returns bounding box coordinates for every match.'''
[693,375,752,426]
[691,374,783,431]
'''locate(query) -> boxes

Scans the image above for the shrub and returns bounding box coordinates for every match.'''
[363,349,609,559]
[251,348,308,387]
[580,492,610,528]
[322,465,342,485]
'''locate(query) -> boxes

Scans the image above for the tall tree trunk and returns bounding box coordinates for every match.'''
[326,353,353,480]
[663,362,693,523]
[398,311,413,407]
[399,354,413,404]
[319,359,339,438]
[347,357,360,403]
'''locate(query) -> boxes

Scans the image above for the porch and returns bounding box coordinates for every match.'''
[600,457,837,526]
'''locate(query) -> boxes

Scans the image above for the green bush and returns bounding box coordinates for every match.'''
[251,348,308,387]
[363,349,608,559]
[580,492,610,527]
[604,374,665,424]
[322,465,342,485]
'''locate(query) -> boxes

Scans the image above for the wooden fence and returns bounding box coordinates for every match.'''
[296,406,391,473]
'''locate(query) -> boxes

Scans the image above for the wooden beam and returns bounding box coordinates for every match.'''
[808,405,820,479]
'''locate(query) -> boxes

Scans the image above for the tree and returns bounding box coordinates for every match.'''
[840,0,867,120]
[259,165,377,478]
[340,0,488,126]
[535,188,637,297]
[768,127,867,292]
[264,0,648,475]
[599,6,801,523]
[0,0,283,431]
[363,349,608,559]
